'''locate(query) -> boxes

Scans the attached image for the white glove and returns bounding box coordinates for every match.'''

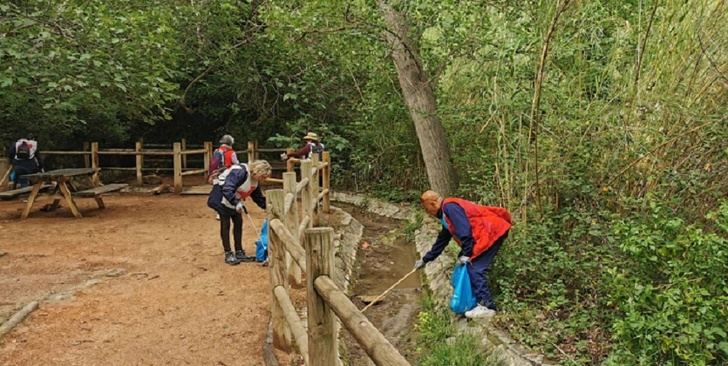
[457,256,470,265]
[235,202,244,213]
[280,153,288,161]
[414,259,425,270]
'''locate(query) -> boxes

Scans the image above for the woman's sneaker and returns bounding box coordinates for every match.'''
[465,305,496,319]
[225,251,241,265]
[235,250,256,262]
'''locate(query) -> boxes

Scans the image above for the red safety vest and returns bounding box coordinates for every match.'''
[442,198,512,259]
[217,145,236,168]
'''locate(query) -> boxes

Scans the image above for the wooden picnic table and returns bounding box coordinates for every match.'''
[20,168,110,219]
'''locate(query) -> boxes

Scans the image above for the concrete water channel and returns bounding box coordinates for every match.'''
[338,204,422,365]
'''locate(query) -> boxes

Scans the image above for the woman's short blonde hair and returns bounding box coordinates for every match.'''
[249,160,272,178]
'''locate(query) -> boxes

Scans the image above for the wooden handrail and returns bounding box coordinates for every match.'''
[295,178,309,194]
[273,286,309,366]
[180,148,206,155]
[43,150,90,155]
[181,168,206,176]
[269,219,307,269]
[284,192,295,215]
[297,215,311,244]
[317,188,329,202]
[314,275,410,366]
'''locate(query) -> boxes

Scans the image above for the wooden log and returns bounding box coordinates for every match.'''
[173,142,182,193]
[203,141,212,179]
[323,151,331,213]
[267,190,293,351]
[0,301,39,338]
[151,184,170,195]
[295,178,309,195]
[284,192,295,215]
[305,227,337,366]
[273,286,310,365]
[317,188,330,203]
[269,219,306,270]
[181,138,187,169]
[298,215,311,244]
[82,142,90,168]
[180,148,207,155]
[301,160,313,227]
[0,167,10,192]
[91,142,100,186]
[310,155,320,223]
[314,275,410,366]
[42,151,91,155]
[135,141,143,185]
[181,168,206,176]
[247,141,255,163]
[283,172,303,288]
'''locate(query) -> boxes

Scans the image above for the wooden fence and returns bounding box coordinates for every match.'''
[266,152,409,366]
[41,139,211,193]
[3,140,324,194]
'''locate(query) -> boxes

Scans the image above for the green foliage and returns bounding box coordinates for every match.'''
[416,295,502,366]
[606,201,728,365]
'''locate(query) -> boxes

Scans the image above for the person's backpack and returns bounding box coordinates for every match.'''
[311,142,324,155]
[15,141,31,160]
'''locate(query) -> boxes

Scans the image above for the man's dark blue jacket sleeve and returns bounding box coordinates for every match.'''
[423,227,451,263]
[443,202,475,257]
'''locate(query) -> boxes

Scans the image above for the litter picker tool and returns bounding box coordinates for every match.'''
[241,204,259,233]
[361,267,418,313]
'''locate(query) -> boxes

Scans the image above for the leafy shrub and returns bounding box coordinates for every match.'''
[606,201,728,365]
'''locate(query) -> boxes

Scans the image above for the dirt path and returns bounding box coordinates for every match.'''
[0,194,270,366]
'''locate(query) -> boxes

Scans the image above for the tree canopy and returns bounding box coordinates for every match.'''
[2,0,727,364]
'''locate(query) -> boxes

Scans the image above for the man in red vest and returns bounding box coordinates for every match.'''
[415,190,512,318]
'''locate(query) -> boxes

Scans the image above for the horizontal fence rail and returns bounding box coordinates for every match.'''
[265,153,409,366]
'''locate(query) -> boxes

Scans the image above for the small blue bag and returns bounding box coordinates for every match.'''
[449,264,477,314]
[255,219,270,262]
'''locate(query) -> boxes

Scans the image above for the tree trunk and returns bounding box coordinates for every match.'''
[378,1,458,196]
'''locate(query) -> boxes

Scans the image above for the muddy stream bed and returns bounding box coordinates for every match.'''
[339,204,422,365]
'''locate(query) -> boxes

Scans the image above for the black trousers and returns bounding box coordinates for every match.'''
[208,185,243,253]
[219,208,243,253]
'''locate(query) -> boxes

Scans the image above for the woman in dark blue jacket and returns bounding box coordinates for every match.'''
[207,160,271,265]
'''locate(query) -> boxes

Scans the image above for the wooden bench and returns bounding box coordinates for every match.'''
[73,183,128,209]
[0,184,53,200]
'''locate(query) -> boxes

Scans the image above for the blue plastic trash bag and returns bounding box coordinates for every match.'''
[449,264,477,314]
[255,219,270,262]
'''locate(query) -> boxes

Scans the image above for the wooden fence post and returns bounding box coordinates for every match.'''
[283,172,303,288]
[268,189,293,351]
[301,160,313,226]
[247,141,255,163]
[82,142,90,168]
[91,142,100,186]
[181,138,187,170]
[323,151,331,213]
[203,141,212,179]
[173,142,182,193]
[311,155,320,225]
[306,227,337,366]
[135,141,143,185]
[254,140,260,160]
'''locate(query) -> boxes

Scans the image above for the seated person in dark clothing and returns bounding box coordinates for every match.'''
[8,135,42,188]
